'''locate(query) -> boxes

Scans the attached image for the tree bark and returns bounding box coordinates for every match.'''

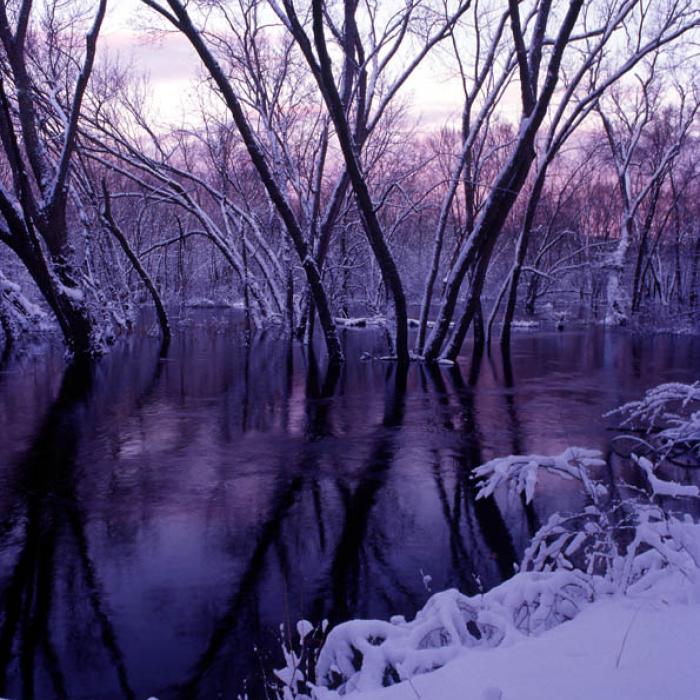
[501,165,548,351]
[101,183,172,348]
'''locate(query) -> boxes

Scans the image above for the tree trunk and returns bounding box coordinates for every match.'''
[424,143,537,360]
[605,211,634,325]
[157,1,343,363]
[8,235,95,356]
[101,184,171,348]
[501,166,547,351]
[306,0,409,363]
[442,246,494,362]
[689,235,700,307]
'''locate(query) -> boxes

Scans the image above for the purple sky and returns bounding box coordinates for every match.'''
[100,1,472,131]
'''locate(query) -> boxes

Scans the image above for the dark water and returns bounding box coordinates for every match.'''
[0,315,698,700]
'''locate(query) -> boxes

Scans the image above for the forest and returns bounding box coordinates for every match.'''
[0,0,697,363]
[0,2,699,700]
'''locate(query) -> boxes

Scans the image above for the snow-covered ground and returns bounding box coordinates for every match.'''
[334,598,700,700]
[303,558,700,700]
[273,382,700,700]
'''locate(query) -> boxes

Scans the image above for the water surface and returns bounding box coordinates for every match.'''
[0,316,698,699]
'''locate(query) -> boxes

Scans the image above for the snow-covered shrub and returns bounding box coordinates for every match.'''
[274,384,700,697]
[607,382,700,469]
[474,436,699,592]
[313,571,592,695]
[273,620,329,700]
[612,506,700,596]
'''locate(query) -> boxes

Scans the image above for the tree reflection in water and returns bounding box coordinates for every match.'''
[0,317,697,699]
[0,341,167,700]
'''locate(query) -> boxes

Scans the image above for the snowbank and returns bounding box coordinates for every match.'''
[273,383,700,700]
[333,598,700,700]
[279,515,700,700]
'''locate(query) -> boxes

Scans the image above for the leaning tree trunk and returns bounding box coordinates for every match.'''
[424,143,537,361]
[152,1,343,363]
[631,181,662,313]
[442,245,495,362]
[8,234,96,356]
[501,165,548,351]
[101,184,171,348]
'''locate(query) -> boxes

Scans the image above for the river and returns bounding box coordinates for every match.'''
[0,314,697,699]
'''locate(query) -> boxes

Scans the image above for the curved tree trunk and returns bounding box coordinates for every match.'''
[101,183,171,348]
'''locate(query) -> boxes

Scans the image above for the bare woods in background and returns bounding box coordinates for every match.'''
[0,0,698,361]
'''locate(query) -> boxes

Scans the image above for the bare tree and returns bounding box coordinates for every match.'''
[271,0,472,363]
[598,73,698,324]
[420,0,586,361]
[138,0,345,362]
[100,181,171,348]
[428,0,699,358]
[0,0,107,355]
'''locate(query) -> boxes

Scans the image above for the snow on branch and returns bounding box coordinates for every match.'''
[607,382,700,469]
[473,447,607,504]
[313,571,592,695]
[633,455,699,499]
[609,382,700,431]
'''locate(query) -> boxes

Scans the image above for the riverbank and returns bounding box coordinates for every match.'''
[332,596,700,700]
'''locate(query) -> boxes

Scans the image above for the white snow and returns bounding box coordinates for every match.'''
[274,385,700,700]
[57,282,85,302]
[0,276,21,293]
[473,447,607,504]
[327,599,700,700]
[633,454,699,498]
[298,620,314,643]
[335,317,387,329]
[437,358,455,366]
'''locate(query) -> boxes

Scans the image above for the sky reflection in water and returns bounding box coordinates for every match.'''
[0,316,698,699]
